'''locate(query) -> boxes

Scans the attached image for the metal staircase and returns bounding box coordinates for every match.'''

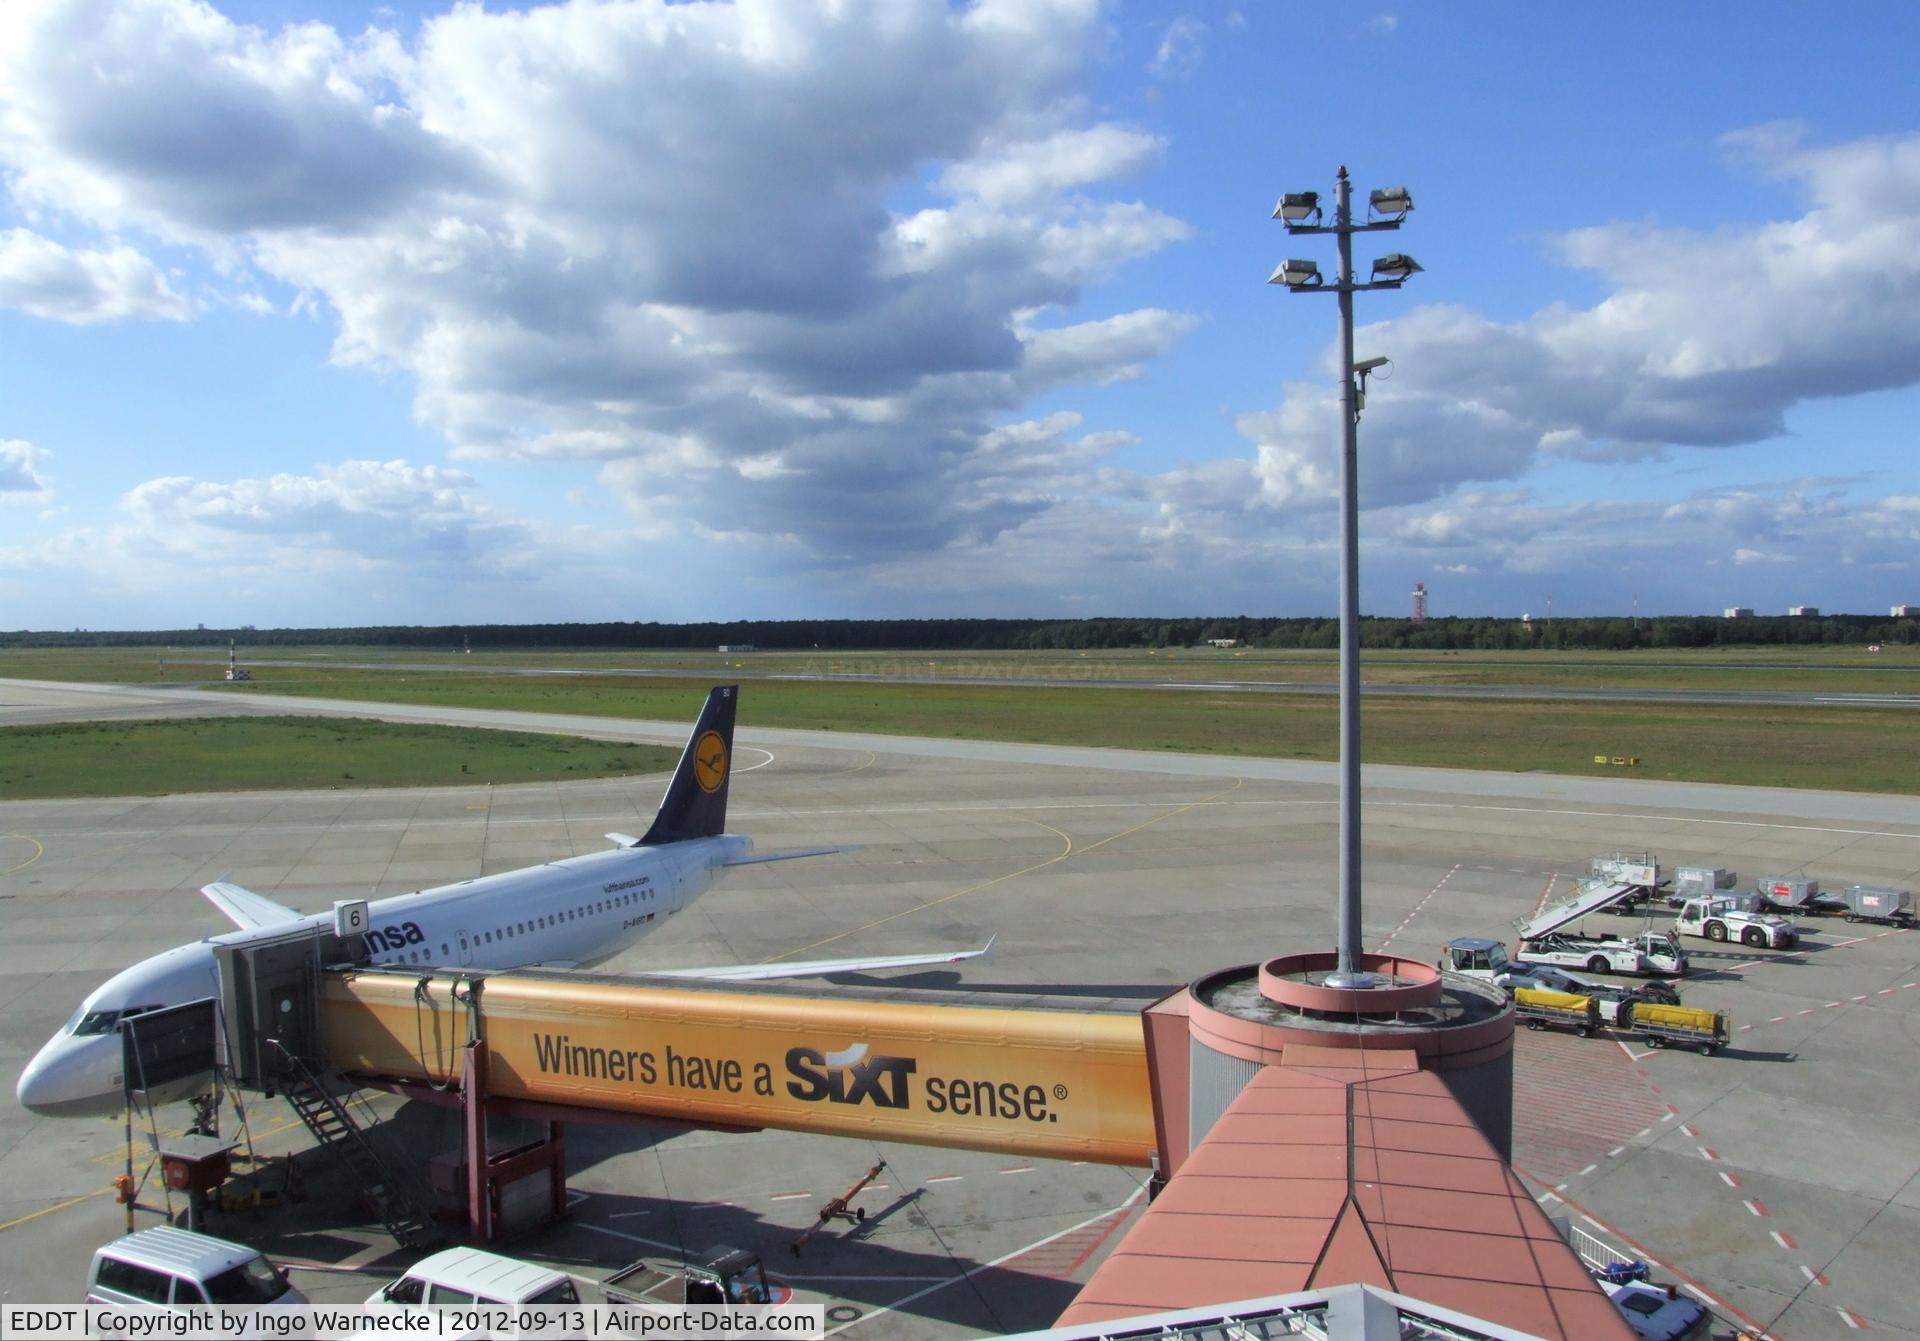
[269,1041,441,1248]
[1513,879,1636,941]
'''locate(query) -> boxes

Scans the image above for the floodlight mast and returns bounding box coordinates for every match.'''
[1270,166,1421,990]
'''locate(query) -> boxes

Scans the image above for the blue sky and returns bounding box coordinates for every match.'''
[2,0,1917,630]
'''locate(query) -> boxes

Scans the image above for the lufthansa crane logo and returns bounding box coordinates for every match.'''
[693,730,729,794]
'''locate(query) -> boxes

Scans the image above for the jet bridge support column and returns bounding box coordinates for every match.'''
[464,1041,490,1245]
[452,1037,569,1245]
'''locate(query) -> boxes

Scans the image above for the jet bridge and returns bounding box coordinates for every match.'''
[219,950,1157,1241]
[1512,878,1638,941]
[317,965,1157,1165]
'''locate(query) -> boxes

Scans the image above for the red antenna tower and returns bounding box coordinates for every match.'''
[1411,581,1428,623]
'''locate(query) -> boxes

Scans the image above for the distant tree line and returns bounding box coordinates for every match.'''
[6,613,1918,652]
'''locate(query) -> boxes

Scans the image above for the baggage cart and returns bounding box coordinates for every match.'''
[1628,1001,1729,1055]
[1513,988,1599,1038]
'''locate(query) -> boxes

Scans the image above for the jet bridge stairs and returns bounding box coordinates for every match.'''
[270,1041,441,1249]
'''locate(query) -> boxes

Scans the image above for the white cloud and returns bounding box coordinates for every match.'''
[1150,16,1206,80]
[939,126,1164,209]
[0,228,191,322]
[0,0,483,237]
[5,3,1916,623]
[1229,128,1920,523]
[0,0,1197,575]
[0,439,52,499]
[119,459,532,572]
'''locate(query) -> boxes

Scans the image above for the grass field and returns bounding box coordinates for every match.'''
[2,649,1915,796]
[0,717,679,800]
[5,643,1920,693]
[171,667,1920,795]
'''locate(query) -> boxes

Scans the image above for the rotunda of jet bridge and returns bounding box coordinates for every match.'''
[1168,951,1515,1159]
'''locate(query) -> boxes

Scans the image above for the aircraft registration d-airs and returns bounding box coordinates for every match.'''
[17,686,988,1117]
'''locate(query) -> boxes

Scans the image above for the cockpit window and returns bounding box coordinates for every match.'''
[71,1004,163,1036]
[74,1010,121,1036]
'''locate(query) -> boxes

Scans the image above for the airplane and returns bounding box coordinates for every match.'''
[16,685,988,1117]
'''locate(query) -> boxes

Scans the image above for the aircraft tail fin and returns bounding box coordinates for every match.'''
[639,685,738,845]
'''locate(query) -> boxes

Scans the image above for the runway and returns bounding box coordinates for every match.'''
[13,653,1920,712]
[2,678,1918,1338]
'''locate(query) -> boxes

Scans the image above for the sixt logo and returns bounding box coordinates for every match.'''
[785,1042,916,1110]
[366,921,427,953]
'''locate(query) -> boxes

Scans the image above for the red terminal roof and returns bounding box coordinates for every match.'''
[1057,1045,1635,1340]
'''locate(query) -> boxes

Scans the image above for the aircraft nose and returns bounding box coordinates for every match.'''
[15,1037,109,1118]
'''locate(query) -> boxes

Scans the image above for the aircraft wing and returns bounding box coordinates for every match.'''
[201,881,305,930]
[642,937,994,982]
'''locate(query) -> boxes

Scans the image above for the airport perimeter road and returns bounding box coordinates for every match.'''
[3,687,1919,1337]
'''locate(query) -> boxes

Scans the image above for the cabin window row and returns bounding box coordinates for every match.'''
[371,890,654,965]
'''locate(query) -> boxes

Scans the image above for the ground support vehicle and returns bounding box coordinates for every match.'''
[1519,929,1687,977]
[1496,968,1681,1025]
[1626,1001,1730,1054]
[1442,936,1515,979]
[368,1245,774,1316]
[1838,884,1914,926]
[1674,896,1796,949]
[1446,934,1685,983]
[1667,866,1736,908]
[368,1247,649,1308]
[685,1247,773,1304]
[1603,1279,1712,1341]
[1566,1227,1710,1341]
[1513,988,1599,1037]
[88,1227,306,1310]
[1591,854,1663,913]
[1753,875,1837,916]
[1749,878,1911,924]
[1511,876,1688,975]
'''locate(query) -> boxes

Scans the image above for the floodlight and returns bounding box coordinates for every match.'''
[1370,253,1423,283]
[1274,191,1321,223]
[1268,259,1323,288]
[1369,186,1413,218]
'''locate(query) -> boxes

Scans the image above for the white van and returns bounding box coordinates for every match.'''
[366,1248,583,1307]
[87,1227,307,1309]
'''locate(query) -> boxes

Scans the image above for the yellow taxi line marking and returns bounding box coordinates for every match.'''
[2,834,45,876]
